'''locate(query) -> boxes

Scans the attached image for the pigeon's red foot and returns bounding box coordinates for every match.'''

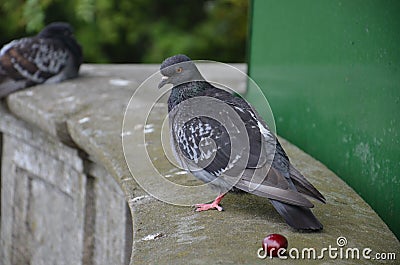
[195,202,224,212]
[195,194,225,212]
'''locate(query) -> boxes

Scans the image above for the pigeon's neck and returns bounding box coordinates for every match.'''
[168,81,208,112]
[60,37,83,67]
[39,35,82,68]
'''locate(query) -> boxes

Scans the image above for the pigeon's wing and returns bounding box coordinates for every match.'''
[202,87,271,169]
[212,91,325,206]
[288,164,326,203]
[170,87,274,174]
[234,163,316,208]
[0,37,70,87]
[170,97,311,207]
[171,115,232,177]
[233,129,325,207]
[233,131,325,230]
[232,143,315,208]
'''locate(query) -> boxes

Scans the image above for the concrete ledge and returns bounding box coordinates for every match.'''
[1,64,398,264]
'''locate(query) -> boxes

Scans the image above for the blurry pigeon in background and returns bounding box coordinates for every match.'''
[159,54,326,231]
[0,22,83,98]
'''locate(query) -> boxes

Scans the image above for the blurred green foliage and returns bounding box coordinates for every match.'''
[0,0,249,63]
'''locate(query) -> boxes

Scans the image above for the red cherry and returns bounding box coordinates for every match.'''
[262,234,288,257]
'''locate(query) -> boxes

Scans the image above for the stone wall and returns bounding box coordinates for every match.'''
[0,64,398,265]
[0,104,132,265]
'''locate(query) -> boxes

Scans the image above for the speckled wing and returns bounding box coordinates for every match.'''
[0,37,71,97]
[173,116,232,176]
[168,91,273,190]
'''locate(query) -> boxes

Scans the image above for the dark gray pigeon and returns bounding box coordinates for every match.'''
[159,54,326,231]
[0,22,83,98]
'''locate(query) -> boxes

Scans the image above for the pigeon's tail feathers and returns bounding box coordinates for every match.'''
[0,66,25,98]
[289,165,326,204]
[270,199,323,231]
[0,81,24,98]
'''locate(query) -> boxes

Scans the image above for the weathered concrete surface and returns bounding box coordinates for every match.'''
[125,104,400,265]
[2,64,399,264]
[85,162,132,265]
[0,104,86,265]
[0,103,132,265]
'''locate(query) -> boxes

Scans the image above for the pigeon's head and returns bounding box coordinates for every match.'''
[158,54,204,89]
[38,22,75,39]
[38,22,83,67]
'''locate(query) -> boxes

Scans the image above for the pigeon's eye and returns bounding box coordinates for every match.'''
[176,67,183,73]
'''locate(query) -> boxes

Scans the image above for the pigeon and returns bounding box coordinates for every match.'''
[0,22,83,98]
[159,54,326,231]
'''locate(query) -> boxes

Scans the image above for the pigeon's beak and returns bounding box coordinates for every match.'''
[158,76,169,89]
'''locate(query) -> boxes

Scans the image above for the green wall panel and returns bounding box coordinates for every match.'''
[248,0,400,238]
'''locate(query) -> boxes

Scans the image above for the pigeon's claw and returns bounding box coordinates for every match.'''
[195,202,224,212]
[194,193,225,212]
